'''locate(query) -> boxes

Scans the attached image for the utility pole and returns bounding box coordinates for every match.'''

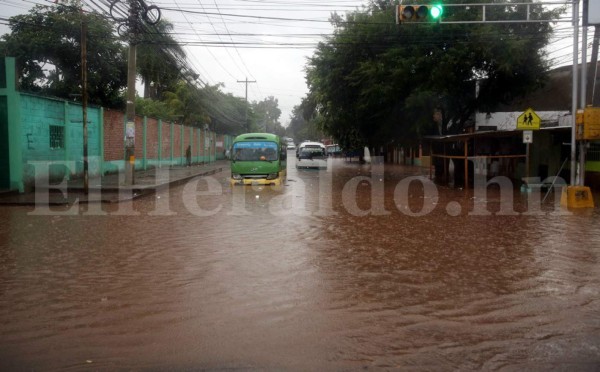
[109,0,161,184]
[237,77,256,132]
[124,0,139,185]
[81,10,88,194]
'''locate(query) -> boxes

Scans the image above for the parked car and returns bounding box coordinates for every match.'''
[326,144,341,157]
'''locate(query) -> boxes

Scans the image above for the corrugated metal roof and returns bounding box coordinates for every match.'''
[425,126,571,142]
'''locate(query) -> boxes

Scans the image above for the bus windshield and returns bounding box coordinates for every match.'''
[232,141,278,161]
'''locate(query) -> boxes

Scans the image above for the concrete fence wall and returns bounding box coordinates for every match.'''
[101,109,229,174]
[1,54,234,191]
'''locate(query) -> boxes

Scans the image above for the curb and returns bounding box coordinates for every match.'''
[0,166,225,206]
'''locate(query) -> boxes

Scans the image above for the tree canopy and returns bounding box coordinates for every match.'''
[136,20,185,100]
[252,96,284,135]
[305,0,564,150]
[0,2,127,107]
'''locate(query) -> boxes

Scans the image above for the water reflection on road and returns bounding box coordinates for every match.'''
[1,156,599,370]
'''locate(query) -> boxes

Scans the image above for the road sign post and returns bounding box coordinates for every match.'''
[517,110,539,189]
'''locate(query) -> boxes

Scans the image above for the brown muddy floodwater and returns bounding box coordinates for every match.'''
[1,156,600,370]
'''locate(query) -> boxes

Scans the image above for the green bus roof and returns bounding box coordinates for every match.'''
[233,133,280,143]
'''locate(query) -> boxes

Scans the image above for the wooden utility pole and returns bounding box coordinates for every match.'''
[81,8,88,194]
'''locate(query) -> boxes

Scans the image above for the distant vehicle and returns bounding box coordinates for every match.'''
[230,133,287,185]
[287,143,296,150]
[326,144,341,157]
[296,141,327,169]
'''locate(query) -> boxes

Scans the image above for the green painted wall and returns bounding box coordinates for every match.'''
[0,96,8,189]
[19,94,102,186]
[1,57,24,191]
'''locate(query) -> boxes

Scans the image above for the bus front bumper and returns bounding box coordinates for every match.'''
[230,177,282,186]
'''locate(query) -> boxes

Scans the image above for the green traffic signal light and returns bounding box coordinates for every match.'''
[430,4,443,19]
[397,4,443,23]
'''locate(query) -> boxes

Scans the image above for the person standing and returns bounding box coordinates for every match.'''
[186,145,192,167]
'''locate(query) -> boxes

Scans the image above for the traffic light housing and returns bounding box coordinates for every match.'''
[397,4,443,23]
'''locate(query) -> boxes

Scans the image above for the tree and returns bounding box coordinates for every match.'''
[305,1,563,150]
[159,80,248,134]
[287,101,326,144]
[162,80,210,127]
[0,2,127,107]
[135,96,175,120]
[136,20,185,100]
[252,96,284,135]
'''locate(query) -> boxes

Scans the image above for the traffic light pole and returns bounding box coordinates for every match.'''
[571,0,579,186]
[580,19,588,186]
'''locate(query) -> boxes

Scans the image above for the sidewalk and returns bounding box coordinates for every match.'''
[0,161,230,205]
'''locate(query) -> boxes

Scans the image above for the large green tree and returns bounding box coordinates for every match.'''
[286,101,326,144]
[0,2,127,107]
[137,20,185,100]
[306,0,563,150]
[162,80,211,127]
[252,96,284,135]
[158,80,248,134]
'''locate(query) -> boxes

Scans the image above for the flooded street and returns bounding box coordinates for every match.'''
[1,155,600,370]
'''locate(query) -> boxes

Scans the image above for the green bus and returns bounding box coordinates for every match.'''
[230,133,287,185]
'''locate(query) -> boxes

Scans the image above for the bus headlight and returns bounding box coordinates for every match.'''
[232,173,242,180]
[266,173,278,180]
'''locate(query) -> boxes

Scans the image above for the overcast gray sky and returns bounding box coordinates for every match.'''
[0,0,367,126]
[0,0,583,127]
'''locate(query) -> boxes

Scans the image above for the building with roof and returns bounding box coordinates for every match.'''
[426,64,600,190]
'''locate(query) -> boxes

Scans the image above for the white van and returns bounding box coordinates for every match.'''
[296,141,327,169]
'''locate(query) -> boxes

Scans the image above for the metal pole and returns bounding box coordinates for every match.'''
[591,26,600,106]
[580,20,588,186]
[464,139,468,189]
[582,25,588,108]
[526,142,530,180]
[81,13,88,194]
[571,0,579,186]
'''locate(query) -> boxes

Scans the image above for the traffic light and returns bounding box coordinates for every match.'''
[397,4,443,23]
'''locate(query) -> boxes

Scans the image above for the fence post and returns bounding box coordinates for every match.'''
[170,121,174,166]
[180,123,184,166]
[99,107,104,175]
[143,116,147,170]
[157,119,162,168]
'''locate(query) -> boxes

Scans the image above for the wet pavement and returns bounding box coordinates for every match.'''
[0,155,599,370]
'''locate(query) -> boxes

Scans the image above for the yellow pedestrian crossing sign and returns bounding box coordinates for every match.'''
[517,108,540,130]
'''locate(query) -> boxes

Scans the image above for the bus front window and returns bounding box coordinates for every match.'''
[232,141,279,161]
